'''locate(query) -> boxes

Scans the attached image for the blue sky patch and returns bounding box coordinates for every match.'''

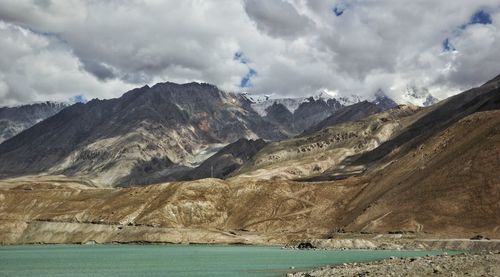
[442,38,456,52]
[234,51,249,64]
[459,10,493,29]
[450,9,493,47]
[332,1,349,16]
[70,94,88,103]
[333,7,344,16]
[470,10,492,25]
[240,68,257,88]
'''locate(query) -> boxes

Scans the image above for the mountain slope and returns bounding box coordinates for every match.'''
[179,138,267,181]
[0,102,68,143]
[0,82,286,186]
[340,109,500,235]
[302,101,384,135]
[235,105,420,180]
[371,90,398,110]
[352,76,500,168]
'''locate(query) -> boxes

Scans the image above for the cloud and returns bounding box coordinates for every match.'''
[0,0,499,105]
[243,0,314,38]
[0,21,131,106]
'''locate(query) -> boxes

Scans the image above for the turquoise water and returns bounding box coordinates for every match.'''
[0,244,445,276]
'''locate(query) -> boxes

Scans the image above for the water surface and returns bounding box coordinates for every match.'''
[0,244,446,276]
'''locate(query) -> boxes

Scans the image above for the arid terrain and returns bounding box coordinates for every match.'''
[1,109,499,245]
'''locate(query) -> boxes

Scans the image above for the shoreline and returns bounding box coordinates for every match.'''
[2,237,499,251]
[288,251,500,277]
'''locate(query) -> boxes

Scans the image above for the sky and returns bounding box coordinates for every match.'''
[0,0,499,106]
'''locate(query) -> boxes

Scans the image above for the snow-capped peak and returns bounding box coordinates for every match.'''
[401,85,439,107]
[240,92,269,103]
[242,89,366,116]
[316,89,362,106]
[337,94,362,106]
[369,89,398,109]
[241,93,306,116]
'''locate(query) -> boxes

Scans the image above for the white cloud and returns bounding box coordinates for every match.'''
[0,21,132,106]
[0,0,499,105]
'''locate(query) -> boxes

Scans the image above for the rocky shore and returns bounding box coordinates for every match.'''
[287,237,500,251]
[288,252,500,277]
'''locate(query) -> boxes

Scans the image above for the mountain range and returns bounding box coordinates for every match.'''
[0,74,498,244]
[0,83,401,186]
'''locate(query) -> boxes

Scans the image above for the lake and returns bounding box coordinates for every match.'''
[0,244,446,276]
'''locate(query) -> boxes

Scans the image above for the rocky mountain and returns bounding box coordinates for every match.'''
[0,102,68,143]
[371,90,398,110]
[245,91,404,136]
[245,94,343,135]
[291,97,343,134]
[0,82,286,186]
[302,101,385,135]
[246,94,303,116]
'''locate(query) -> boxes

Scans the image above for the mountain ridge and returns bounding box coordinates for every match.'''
[0,82,285,186]
[0,101,69,143]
